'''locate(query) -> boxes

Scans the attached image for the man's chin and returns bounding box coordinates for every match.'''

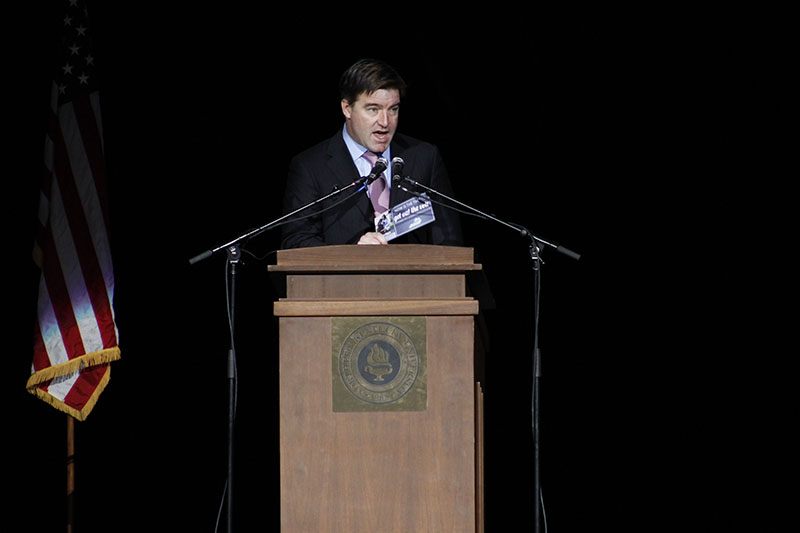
[369,134,393,152]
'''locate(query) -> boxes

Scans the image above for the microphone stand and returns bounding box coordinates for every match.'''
[398,175,580,533]
[188,176,370,533]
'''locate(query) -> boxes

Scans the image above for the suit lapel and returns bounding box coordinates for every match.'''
[326,132,360,186]
[326,132,372,221]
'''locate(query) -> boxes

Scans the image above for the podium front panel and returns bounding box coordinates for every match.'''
[279,315,477,532]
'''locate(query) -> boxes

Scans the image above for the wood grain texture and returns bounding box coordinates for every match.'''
[269,244,482,270]
[274,299,479,317]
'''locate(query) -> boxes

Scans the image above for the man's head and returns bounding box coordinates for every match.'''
[340,59,406,154]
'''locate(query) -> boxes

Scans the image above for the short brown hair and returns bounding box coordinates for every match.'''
[339,58,407,104]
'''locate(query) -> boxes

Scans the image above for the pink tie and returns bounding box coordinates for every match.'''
[363,151,389,216]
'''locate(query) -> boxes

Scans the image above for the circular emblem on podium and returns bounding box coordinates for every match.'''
[338,321,420,405]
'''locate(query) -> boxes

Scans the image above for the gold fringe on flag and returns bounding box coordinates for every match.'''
[26,347,121,421]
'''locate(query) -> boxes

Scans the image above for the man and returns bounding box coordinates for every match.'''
[280,58,463,249]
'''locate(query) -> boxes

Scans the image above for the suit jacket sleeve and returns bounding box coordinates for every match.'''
[280,153,328,249]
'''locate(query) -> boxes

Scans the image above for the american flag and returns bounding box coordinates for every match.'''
[26,0,120,421]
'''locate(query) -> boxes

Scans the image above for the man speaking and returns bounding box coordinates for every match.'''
[280,58,463,249]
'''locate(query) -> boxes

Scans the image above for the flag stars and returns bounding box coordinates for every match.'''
[54,1,98,98]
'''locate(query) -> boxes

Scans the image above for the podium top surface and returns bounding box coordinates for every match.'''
[268,244,482,272]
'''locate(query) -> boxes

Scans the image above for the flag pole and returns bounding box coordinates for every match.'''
[67,416,75,533]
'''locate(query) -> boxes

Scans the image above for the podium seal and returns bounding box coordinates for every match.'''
[333,317,427,412]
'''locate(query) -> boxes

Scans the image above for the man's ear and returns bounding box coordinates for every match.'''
[341,99,352,120]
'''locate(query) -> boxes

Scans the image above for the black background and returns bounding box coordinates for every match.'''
[6,3,790,532]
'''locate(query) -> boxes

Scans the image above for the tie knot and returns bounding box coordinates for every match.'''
[363,150,381,166]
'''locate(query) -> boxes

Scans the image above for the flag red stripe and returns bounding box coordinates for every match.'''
[63,364,108,411]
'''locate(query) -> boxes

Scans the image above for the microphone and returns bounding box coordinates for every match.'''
[391,157,404,180]
[363,157,388,185]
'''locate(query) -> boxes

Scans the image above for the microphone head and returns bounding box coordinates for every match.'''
[391,156,405,177]
[362,157,388,185]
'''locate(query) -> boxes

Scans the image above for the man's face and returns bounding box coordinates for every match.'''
[341,88,400,154]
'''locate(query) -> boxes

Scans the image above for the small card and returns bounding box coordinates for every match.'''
[375,194,435,241]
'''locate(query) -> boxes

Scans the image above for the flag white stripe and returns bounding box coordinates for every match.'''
[90,91,104,151]
[37,189,50,234]
[46,370,81,402]
[37,275,69,367]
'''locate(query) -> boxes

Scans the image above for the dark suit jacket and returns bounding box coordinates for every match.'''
[280,130,463,249]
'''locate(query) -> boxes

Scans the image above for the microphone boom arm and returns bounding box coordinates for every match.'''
[189,177,369,265]
[399,176,581,261]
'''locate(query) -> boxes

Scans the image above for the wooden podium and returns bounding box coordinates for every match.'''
[269,245,484,532]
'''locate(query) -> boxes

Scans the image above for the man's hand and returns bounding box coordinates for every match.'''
[357,232,388,245]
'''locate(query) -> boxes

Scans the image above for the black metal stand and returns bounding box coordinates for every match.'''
[397,174,579,533]
[225,245,240,533]
[529,239,543,533]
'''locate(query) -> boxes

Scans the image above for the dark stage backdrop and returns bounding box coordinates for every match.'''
[7,4,786,532]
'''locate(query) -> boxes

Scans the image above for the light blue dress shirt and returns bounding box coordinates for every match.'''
[342,124,391,195]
